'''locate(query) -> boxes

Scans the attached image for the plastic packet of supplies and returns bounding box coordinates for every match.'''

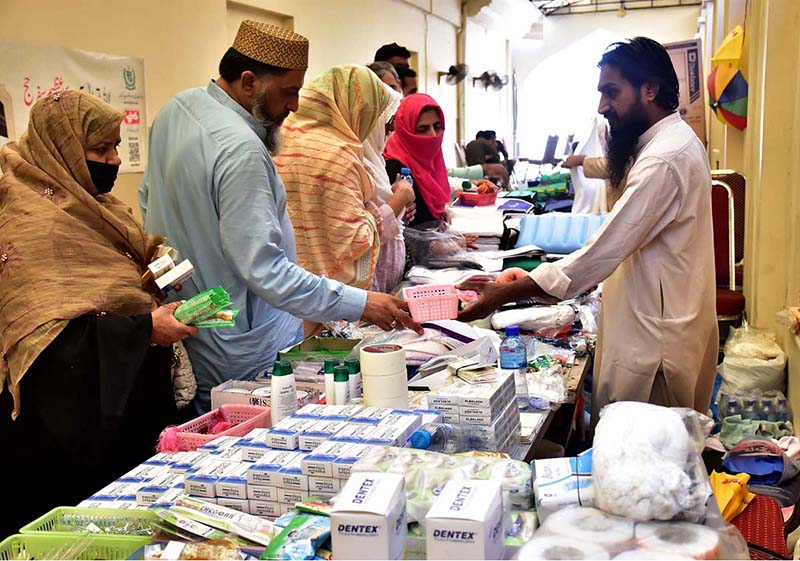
[174,286,238,327]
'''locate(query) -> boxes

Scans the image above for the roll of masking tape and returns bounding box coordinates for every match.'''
[362,372,408,399]
[361,344,407,407]
[360,344,406,376]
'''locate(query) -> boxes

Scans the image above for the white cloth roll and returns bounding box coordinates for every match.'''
[541,507,634,550]
[517,536,611,560]
[634,522,720,560]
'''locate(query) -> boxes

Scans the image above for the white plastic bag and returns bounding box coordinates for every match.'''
[592,402,713,523]
[491,305,576,333]
[720,324,786,394]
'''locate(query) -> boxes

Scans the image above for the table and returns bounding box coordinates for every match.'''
[512,353,592,463]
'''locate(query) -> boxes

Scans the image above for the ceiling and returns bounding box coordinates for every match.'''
[531,0,703,17]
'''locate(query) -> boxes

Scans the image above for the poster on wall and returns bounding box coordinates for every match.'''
[665,39,706,144]
[0,41,146,173]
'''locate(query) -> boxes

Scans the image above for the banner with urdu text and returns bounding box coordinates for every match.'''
[0,41,146,173]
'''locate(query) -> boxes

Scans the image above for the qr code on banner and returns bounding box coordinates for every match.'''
[129,141,140,164]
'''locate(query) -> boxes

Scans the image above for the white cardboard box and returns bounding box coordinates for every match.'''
[249,499,281,517]
[215,463,250,499]
[425,479,504,560]
[265,418,318,450]
[298,420,350,451]
[247,451,304,486]
[308,476,341,494]
[211,380,271,409]
[331,472,406,560]
[217,497,249,514]
[301,440,353,477]
[247,484,278,502]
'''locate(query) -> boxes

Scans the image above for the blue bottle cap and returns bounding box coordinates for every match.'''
[401,167,412,175]
[505,326,520,337]
[409,430,432,449]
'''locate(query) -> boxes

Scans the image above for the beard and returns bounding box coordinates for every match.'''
[604,100,651,190]
[251,88,287,155]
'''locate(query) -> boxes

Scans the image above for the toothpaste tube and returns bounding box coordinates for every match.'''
[173,495,278,546]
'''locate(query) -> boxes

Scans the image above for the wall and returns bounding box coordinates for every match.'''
[463,20,514,156]
[704,0,746,171]
[511,5,701,155]
[730,0,800,416]
[0,0,461,212]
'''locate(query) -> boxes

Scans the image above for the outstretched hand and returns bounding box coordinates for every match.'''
[456,281,509,322]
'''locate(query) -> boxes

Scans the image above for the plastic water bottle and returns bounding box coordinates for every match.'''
[759,397,776,422]
[500,325,529,410]
[776,397,791,423]
[409,423,464,454]
[742,397,758,420]
[399,167,414,187]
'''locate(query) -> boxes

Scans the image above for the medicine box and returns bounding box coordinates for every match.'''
[298,420,350,451]
[425,479,504,560]
[265,418,318,450]
[247,451,304,486]
[215,463,250,499]
[302,440,354,477]
[331,472,406,560]
[249,500,281,517]
[247,484,278,502]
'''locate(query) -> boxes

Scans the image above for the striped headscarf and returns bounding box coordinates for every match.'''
[276,66,393,288]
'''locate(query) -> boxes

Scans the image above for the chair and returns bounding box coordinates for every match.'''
[529,134,560,168]
[711,179,746,325]
[454,142,467,168]
[712,170,746,288]
[562,134,575,156]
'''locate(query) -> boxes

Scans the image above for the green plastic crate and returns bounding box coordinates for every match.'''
[20,507,157,538]
[0,533,150,560]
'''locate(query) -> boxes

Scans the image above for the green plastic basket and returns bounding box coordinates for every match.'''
[0,533,150,560]
[19,507,157,538]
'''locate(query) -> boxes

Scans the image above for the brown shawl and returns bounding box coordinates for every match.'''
[0,91,157,418]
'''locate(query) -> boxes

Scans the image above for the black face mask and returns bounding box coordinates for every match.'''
[86,159,119,193]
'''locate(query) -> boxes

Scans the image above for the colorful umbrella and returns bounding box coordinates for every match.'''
[707,24,748,131]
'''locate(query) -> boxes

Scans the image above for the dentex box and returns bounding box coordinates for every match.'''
[425,479,503,560]
[331,472,406,560]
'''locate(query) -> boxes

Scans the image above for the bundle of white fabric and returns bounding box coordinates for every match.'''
[491,304,576,332]
[593,402,711,522]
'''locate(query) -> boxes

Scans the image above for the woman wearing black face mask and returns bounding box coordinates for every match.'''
[0,91,198,538]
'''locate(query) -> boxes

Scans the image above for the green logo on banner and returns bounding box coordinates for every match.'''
[123,67,136,91]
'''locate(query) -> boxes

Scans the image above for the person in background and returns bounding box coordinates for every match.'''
[367,61,402,93]
[139,22,421,413]
[384,93,451,226]
[361,75,413,292]
[374,42,411,68]
[466,130,515,176]
[465,130,501,166]
[459,37,718,423]
[276,66,413,296]
[398,66,418,97]
[562,153,608,179]
[0,91,196,537]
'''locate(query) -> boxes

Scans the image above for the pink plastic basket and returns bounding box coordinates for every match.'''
[402,284,459,322]
[159,404,270,452]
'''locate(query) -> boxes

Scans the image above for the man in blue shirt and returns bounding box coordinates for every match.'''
[140,21,419,412]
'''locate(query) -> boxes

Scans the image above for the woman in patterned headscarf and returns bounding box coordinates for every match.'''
[0,91,197,537]
[276,65,415,292]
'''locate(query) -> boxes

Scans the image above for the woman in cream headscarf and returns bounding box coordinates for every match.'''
[0,91,196,537]
[276,65,414,293]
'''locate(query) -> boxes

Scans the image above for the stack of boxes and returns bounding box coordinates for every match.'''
[427,372,521,453]
[79,404,440,516]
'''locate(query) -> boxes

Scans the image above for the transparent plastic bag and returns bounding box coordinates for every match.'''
[404,221,478,269]
[528,365,568,405]
[593,402,714,523]
[776,307,800,334]
[350,446,532,531]
[514,505,749,560]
